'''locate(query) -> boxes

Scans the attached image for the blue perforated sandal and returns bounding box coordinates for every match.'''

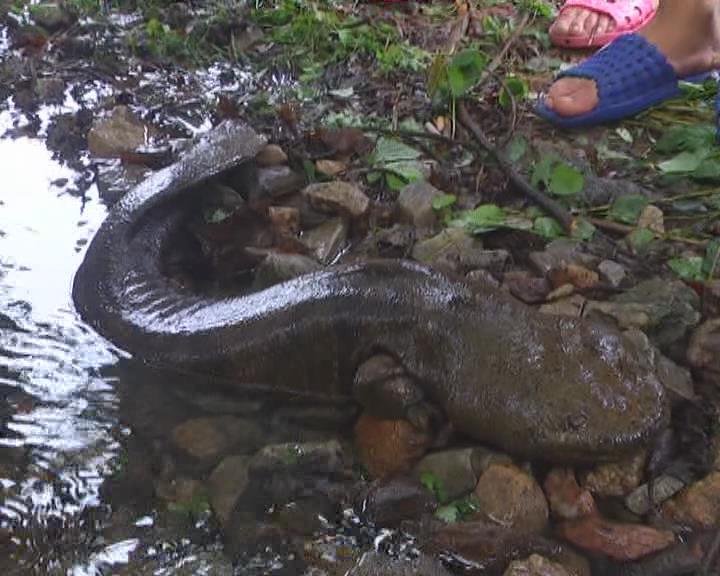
[536,33,713,128]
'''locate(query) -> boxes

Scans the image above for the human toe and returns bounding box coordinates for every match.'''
[544,77,599,117]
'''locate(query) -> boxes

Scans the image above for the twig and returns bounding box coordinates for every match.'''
[588,217,711,247]
[475,12,531,92]
[457,101,574,231]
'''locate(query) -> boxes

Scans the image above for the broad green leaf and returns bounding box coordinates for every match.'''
[668,256,704,281]
[548,163,584,196]
[385,160,426,187]
[571,218,596,241]
[626,228,655,252]
[374,137,422,164]
[499,76,529,109]
[533,216,564,239]
[432,194,457,211]
[505,135,527,163]
[386,172,407,191]
[657,150,708,174]
[703,238,720,278]
[446,49,488,98]
[455,204,506,233]
[692,157,720,181]
[531,156,555,188]
[655,124,716,154]
[609,194,650,225]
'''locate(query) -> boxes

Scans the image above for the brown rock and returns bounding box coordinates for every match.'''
[663,472,720,528]
[316,159,346,176]
[543,468,595,520]
[208,455,251,527]
[87,106,148,158]
[356,476,436,527]
[303,181,370,218]
[557,515,675,561]
[396,181,443,230]
[637,205,665,234]
[301,217,347,264]
[703,280,720,317]
[580,450,646,497]
[473,463,548,535]
[255,144,288,166]
[354,413,432,478]
[170,416,265,464]
[539,295,586,318]
[687,318,720,377]
[413,448,478,501]
[268,206,300,236]
[503,271,550,305]
[504,554,570,576]
[548,264,599,291]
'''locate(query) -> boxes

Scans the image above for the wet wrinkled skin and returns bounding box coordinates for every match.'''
[72,121,668,464]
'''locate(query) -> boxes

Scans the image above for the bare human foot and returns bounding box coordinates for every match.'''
[545,0,720,118]
[549,0,659,45]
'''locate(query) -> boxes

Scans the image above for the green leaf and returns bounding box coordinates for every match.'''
[668,256,705,281]
[499,76,529,109]
[374,137,422,164]
[419,471,447,503]
[533,216,564,239]
[386,172,407,191]
[366,171,382,184]
[446,49,488,98]
[435,504,459,523]
[505,135,527,163]
[692,157,720,181]
[609,194,650,225]
[571,218,596,241]
[655,124,716,154]
[703,238,720,278]
[457,204,506,234]
[531,156,555,188]
[548,163,584,196]
[385,160,426,188]
[657,150,708,174]
[626,228,655,252]
[432,194,457,211]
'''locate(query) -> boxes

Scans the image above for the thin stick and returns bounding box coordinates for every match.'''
[458,101,574,232]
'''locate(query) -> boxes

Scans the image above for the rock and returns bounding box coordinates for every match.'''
[208,455,251,527]
[255,144,288,166]
[354,413,432,478]
[543,468,595,521]
[347,551,454,576]
[411,228,480,265]
[637,205,665,234]
[413,448,478,501]
[316,159,347,176]
[663,472,720,528]
[557,515,675,561]
[154,475,204,505]
[579,450,646,498]
[539,295,586,318]
[269,493,338,536]
[466,269,502,290]
[96,160,149,205]
[303,181,370,218]
[597,260,626,288]
[548,264,599,290]
[268,206,301,236]
[703,280,720,317]
[625,475,686,516]
[504,554,570,576]
[359,224,415,259]
[301,217,347,264]
[35,77,65,104]
[29,2,75,31]
[529,239,598,277]
[473,463,549,535]
[249,165,305,201]
[87,106,149,159]
[585,278,701,353]
[396,181,443,230]
[687,318,720,378]
[470,446,514,476]
[503,271,551,305]
[170,416,265,466]
[580,176,654,207]
[546,284,575,302]
[251,440,344,476]
[252,252,320,290]
[357,476,436,527]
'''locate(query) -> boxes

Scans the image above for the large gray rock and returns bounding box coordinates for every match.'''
[396,181,443,229]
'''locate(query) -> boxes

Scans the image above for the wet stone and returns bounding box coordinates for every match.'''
[252,252,320,290]
[255,143,288,166]
[504,554,570,576]
[316,159,346,177]
[579,450,646,498]
[625,475,686,516]
[662,472,720,528]
[346,551,453,576]
[87,106,148,159]
[411,227,479,264]
[543,468,595,521]
[170,416,266,467]
[556,515,675,561]
[356,475,436,527]
[703,280,720,316]
[208,455,251,527]
[268,205,301,237]
[301,217,347,264]
[539,295,586,318]
[303,181,370,218]
[473,463,549,535]
[249,165,305,201]
[354,413,432,478]
[687,318,720,379]
[396,181,443,230]
[529,239,598,277]
[96,160,148,205]
[597,260,626,289]
[503,271,551,305]
[250,439,345,477]
[413,448,479,501]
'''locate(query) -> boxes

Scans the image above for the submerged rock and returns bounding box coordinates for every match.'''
[543,468,595,521]
[579,450,646,498]
[663,471,720,528]
[356,475,436,527]
[687,318,720,381]
[347,551,453,576]
[208,455,251,527]
[413,448,479,501]
[87,106,149,159]
[504,554,570,576]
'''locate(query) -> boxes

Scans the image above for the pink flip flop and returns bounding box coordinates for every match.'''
[550,0,657,49]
